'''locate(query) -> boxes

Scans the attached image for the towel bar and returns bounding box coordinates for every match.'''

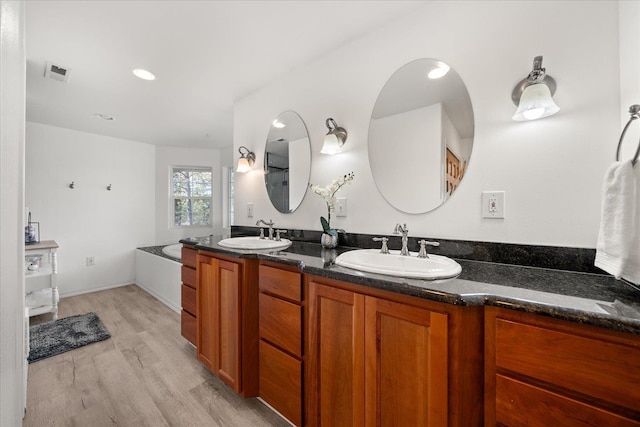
[616,104,640,166]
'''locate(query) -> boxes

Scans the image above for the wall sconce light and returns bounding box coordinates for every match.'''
[512,56,560,121]
[236,146,256,173]
[320,118,348,155]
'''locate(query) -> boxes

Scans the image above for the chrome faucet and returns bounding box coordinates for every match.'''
[256,219,275,240]
[393,223,410,256]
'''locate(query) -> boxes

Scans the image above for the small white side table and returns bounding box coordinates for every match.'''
[25,240,59,319]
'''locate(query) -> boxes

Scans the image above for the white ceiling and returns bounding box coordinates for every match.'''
[25,1,422,149]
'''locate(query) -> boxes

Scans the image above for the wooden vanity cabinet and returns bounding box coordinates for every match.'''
[306,274,484,427]
[196,251,259,397]
[485,307,640,426]
[180,244,197,344]
[258,262,304,426]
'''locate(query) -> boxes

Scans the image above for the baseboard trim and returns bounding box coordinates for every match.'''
[134,281,181,314]
[59,282,131,299]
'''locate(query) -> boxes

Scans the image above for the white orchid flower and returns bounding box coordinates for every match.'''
[308,172,355,235]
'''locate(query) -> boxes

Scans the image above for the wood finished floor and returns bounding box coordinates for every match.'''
[24,285,291,427]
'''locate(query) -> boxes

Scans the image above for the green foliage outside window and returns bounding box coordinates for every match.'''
[172,168,212,226]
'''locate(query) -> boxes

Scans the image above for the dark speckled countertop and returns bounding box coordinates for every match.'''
[181,235,640,335]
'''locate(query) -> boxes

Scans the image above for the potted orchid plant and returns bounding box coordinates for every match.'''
[309,172,355,248]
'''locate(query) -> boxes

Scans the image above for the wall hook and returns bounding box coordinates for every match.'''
[69,181,75,189]
[107,184,112,191]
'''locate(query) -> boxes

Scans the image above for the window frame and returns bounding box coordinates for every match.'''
[222,167,235,229]
[169,165,213,228]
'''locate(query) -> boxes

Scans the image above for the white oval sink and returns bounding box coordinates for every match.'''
[217,236,292,251]
[335,249,461,280]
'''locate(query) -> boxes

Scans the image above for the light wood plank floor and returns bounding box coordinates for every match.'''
[24,285,291,427]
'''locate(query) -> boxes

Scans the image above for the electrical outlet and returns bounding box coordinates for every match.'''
[489,196,498,212]
[86,256,95,267]
[336,198,347,217]
[247,203,254,218]
[482,191,505,218]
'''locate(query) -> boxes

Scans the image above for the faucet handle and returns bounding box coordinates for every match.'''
[259,228,265,239]
[417,240,440,258]
[373,237,390,254]
[275,229,287,241]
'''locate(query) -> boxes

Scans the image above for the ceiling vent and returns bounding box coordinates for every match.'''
[44,62,71,83]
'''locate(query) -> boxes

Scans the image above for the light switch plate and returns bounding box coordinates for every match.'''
[481,191,505,219]
[247,203,254,218]
[336,198,347,217]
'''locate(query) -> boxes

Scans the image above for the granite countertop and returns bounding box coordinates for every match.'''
[181,235,640,335]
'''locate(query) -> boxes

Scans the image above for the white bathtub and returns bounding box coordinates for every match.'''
[135,245,182,313]
[162,243,182,260]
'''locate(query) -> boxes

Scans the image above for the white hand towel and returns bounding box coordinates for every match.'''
[620,165,640,283]
[25,288,54,308]
[595,160,638,283]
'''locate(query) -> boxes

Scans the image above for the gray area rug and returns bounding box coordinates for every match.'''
[28,312,111,363]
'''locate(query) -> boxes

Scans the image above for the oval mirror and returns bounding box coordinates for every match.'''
[368,59,474,213]
[264,111,312,213]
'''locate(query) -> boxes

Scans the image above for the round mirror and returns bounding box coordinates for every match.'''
[264,111,312,213]
[368,59,474,213]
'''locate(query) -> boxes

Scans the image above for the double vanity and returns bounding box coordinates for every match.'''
[178,233,640,427]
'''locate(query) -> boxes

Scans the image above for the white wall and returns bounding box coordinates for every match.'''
[0,1,26,424]
[221,145,234,169]
[233,1,621,248]
[289,136,311,210]
[155,146,222,244]
[619,0,640,154]
[370,104,443,212]
[25,122,155,296]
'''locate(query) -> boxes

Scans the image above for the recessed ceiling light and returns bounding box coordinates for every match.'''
[427,62,450,79]
[272,119,285,128]
[132,68,156,81]
[94,113,114,121]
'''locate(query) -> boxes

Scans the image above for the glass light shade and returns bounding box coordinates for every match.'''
[236,157,251,173]
[320,133,343,155]
[512,83,559,121]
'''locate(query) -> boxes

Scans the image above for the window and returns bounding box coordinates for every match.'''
[228,168,235,226]
[171,166,212,227]
[222,167,234,229]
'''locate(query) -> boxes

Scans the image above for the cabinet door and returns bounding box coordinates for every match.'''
[307,280,365,427]
[197,255,217,371]
[364,297,448,427]
[215,259,241,391]
[197,255,242,392]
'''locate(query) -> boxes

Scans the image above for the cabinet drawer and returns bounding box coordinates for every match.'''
[259,341,302,426]
[181,265,196,289]
[494,317,640,413]
[259,293,302,357]
[181,284,196,316]
[181,310,196,345]
[259,265,301,302]
[495,375,640,427]
[182,246,197,269]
